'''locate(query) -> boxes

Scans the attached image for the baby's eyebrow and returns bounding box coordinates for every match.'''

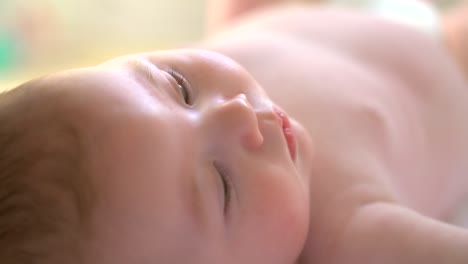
[126,58,163,92]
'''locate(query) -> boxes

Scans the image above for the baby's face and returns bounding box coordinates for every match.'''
[35,49,312,263]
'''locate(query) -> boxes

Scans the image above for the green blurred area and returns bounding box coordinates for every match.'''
[0,33,17,72]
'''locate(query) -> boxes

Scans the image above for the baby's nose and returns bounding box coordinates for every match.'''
[204,93,263,150]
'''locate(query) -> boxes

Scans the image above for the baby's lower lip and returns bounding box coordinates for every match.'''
[273,106,297,161]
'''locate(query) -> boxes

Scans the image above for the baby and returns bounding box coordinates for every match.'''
[1,0,468,263]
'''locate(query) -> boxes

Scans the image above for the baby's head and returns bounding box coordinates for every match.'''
[0,75,93,262]
[0,49,312,263]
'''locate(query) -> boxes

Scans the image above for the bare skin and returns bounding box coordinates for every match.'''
[201,1,468,263]
[10,1,468,264]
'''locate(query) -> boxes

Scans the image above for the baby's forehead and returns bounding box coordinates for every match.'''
[18,63,186,157]
[24,68,132,118]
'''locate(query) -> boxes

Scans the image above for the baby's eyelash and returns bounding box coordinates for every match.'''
[214,161,232,214]
[169,69,192,105]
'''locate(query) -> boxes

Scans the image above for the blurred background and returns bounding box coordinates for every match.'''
[0,0,465,90]
[0,0,205,89]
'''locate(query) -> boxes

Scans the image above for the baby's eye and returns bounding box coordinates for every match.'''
[214,161,232,215]
[169,69,192,105]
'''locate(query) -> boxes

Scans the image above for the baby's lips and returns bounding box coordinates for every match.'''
[273,105,297,161]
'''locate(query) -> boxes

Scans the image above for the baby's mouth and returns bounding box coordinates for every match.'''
[273,105,297,161]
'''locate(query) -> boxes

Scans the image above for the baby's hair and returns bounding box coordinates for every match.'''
[0,82,93,263]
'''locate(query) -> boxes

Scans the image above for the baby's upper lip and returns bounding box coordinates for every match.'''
[272,105,297,161]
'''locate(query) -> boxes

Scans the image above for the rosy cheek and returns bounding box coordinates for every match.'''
[265,186,309,258]
[233,170,309,263]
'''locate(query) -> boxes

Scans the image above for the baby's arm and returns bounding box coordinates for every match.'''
[301,202,468,264]
[206,0,323,33]
[206,0,285,32]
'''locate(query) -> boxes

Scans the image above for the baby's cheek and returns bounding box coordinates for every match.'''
[266,176,309,261]
[233,169,309,263]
